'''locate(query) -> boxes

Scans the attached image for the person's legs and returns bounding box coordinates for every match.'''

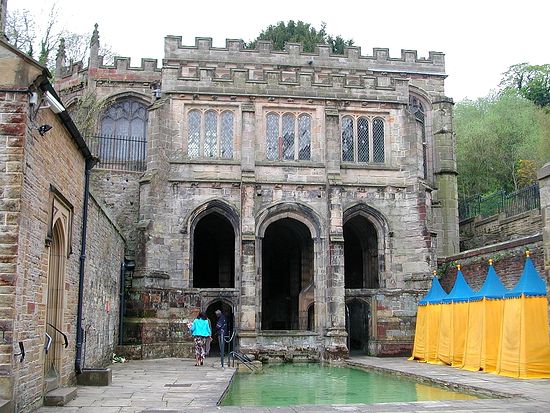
[218,329,225,367]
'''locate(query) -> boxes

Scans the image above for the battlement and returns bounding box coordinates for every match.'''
[164,36,446,76]
[58,56,161,81]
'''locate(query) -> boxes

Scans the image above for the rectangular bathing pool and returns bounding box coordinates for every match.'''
[221,363,479,407]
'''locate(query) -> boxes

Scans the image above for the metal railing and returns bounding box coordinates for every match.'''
[459,183,540,221]
[85,134,147,172]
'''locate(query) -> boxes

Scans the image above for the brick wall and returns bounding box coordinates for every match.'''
[438,236,545,292]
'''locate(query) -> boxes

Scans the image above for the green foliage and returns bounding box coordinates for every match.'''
[246,21,354,54]
[500,63,550,108]
[455,90,547,196]
[67,90,107,139]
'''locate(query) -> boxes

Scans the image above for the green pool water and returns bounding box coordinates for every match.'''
[221,363,479,406]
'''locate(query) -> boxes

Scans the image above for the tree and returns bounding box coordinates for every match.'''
[455,90,546,196]
[500,63,550,108]
[247,21,354,54]
[5,5,115,72]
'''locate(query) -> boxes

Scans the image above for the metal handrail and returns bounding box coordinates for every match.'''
[47,323,69,348]
[44,333,52,354]
[15,341,25,362]
[229,351,257,371]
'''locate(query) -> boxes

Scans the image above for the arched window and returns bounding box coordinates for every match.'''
[96,99,148,170]
[187,109,234,159]
[266,112,311,161]
[409,95,428,179]
[341,115,385,164]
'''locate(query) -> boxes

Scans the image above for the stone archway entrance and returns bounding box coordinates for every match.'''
[44,220,66,391]
[261,218,313,330]
[346,299,370,354]
[344,215,379,289]
[205,301,234,358]
[192,212,235,288]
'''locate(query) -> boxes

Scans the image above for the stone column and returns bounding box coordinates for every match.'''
[432,97,459,256]
[323,107,347,358]
[238,103,257,349]
[537,163,550,285]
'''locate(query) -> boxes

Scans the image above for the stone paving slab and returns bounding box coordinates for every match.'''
[33,356,550,412]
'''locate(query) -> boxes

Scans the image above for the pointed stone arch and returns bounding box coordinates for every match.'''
[187,200,240,288]
[343,203,389,289]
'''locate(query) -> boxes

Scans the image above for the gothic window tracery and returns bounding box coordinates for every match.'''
[266,112,312,161]
[187,108,235,159]
[341,115,385,164]
[409,95,428,179]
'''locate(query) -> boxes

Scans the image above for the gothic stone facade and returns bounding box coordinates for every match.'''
[56,31,459,360]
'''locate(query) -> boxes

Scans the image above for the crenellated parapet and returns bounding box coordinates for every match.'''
[161,36,446,101]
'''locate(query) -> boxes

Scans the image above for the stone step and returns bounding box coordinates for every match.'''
[0,399,13,413]
[43,387,77,406]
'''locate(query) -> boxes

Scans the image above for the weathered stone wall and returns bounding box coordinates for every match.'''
[89,170,141,255]
[537,163,550,285]
[460,209,542,251]
[82,194,125,367]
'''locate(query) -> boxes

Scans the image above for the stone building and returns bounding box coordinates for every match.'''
[0,38,124,412]
[55,27,458,361]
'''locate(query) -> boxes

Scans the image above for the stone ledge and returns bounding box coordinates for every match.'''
[0,399,12,413]
[76,368,112,386]
[43,387,77,406]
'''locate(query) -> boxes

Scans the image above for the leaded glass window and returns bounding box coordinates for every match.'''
[204,111,217,158]
[341,116,354,162]
[98,100,148,162]
[298,114,311,160]
[266,113,279,160]
[373,118,385,163]
[357,117,369,163]
[282,113,295,160]
[188,110,201,158]
[220,111,234,159]
[186,108,234,159]
[265,112,312,161]
[341,115,386,164]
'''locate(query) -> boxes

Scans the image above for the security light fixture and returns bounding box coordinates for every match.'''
[38,124,52,136]
[44,91,66,114]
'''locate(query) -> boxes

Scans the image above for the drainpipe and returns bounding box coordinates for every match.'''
[75,158,94,374]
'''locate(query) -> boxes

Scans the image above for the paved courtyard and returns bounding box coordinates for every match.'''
[34,356,550,412]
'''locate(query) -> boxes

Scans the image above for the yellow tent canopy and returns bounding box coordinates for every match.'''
[462,261,507,372]
[496,255,550,379]
[437,267,473,366]
[410,276,447,363]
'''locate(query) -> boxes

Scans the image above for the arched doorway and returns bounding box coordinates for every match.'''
[346,299,370,354]
[344,215,379,289]
[205,301,234,358]
[192,212,235,288]
[261,218,313,330]
[44,220,66,390]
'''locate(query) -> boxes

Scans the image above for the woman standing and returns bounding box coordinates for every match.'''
[188,312,211,366]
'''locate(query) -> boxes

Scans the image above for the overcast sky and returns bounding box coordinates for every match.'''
[11,0,549,102]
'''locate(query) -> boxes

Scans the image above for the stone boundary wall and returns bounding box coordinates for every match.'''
[460,209,542,251]
[438,235,545,292]
[82,194,125,367]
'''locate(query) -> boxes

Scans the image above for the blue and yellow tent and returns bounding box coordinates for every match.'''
[462,260,507,372]
[496,253,550,378]
[411,273,447,363]
[437,266,474,366]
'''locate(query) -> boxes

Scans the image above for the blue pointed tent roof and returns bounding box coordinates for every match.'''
[442,269,474,303]
[419,277,448,305]
[505,256,547,298]
[471,264,508,301]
